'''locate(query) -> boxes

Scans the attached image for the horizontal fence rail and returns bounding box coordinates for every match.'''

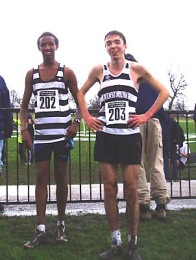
[0,109,196,205]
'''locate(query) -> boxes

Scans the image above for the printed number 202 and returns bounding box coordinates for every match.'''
[40,96,56,109]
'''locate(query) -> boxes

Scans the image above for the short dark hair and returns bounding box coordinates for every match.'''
[124,53,137,62]
[37,32,59,47]
[104,30,127,45]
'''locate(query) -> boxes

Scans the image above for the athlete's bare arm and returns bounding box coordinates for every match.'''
[63,66,82,138]
[77,64,104,133]
[128,63,170,128]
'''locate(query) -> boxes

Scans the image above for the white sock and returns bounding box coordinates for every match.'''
[111,230,122,246]
[128,235,137,244]
[57,220,65,227]
[37,224,45,232]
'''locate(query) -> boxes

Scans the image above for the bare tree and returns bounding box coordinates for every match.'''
[29,96,35,109]
[10,90,36,109]
[88,95,100,109]
[168,69,187,110]
[174,98,186,111]
[10,90,22,108]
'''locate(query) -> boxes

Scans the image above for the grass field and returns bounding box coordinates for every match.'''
[0,209,196,259]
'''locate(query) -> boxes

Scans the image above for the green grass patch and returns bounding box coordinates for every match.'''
[0,209,195,259]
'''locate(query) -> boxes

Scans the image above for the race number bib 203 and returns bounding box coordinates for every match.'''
[36,90,60,112]
[105,101,129,125]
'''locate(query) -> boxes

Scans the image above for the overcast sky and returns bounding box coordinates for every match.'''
[0,0,195,109]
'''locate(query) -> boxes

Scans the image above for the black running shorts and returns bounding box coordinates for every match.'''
[94,131,142,165]
[34,139,73,163]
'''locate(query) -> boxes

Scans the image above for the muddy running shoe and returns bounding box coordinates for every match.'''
[139,204,152,221]
[152,204,167,222]
[23,229,48,249]
[126,241,142,260]
[99,244,123,259]
[56,224,68,244]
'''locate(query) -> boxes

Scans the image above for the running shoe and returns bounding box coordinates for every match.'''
[152,204,167,222]
[23,229,48,249]
[139,204,152,221]
[126,241,142,260]
[56,224,68,244]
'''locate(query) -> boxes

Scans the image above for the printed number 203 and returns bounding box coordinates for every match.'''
[108,107,126,121]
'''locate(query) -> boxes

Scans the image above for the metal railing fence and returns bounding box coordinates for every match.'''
[0,109,195,205]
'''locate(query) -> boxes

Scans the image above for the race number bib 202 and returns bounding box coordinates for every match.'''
[105,101,129,125]
[36,90,60,112]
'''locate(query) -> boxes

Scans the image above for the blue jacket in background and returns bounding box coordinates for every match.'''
[136,81,171,153]
[136,81,184,155]
[0,75,13,139]
[136,81,166,120]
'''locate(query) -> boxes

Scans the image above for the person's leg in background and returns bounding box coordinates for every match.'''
[137,122,152,220]
[18,142,26,163]
[0,139,4,210]
[0,139,4,175]
[163,151,171,181]
[170,149,179,181]
[145,119,170,222]
[1,143,6,164]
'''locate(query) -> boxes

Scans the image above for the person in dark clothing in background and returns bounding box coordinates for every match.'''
[0,75,13,210]
[27,113,34,164]
[125,54,170,222]
[193,103,196,123]
[162,114,185,181]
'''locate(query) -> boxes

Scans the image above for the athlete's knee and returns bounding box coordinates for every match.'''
[124,183,138,201]
[36,169,49,185]
[104,181,118,196]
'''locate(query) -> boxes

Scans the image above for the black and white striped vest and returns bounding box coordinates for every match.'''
[32,63,72,144]
[97,62,139,135]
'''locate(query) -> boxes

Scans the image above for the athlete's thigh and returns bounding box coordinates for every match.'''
[99,162,118,184]
[34,143,52,163]
[122,164,140,186]
[53,140,70,162]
